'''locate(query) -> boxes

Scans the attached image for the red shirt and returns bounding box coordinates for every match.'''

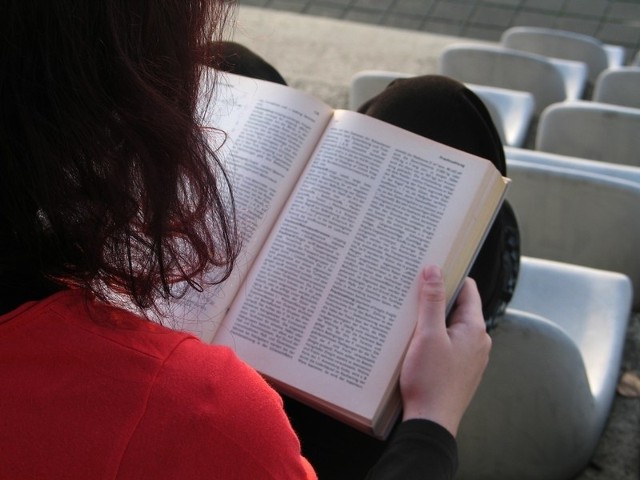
[0,290,316,479]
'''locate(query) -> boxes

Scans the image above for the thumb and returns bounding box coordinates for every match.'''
[417,265,447,336]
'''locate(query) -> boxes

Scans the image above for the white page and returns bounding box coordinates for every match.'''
[165,72,333,340]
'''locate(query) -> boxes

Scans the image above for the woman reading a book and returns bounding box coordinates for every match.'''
[0,2,493,479]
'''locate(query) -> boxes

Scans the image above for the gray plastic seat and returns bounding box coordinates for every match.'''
[535,101,640,167]
[501,26,610,85]
[437,44,573,115]
[593,67,640,109]
[348,70,536,147]
[505,146,640,184]
[506,160,640,309]
[456,257,632,480]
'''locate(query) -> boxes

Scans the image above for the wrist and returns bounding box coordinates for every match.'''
[402,406,460,437]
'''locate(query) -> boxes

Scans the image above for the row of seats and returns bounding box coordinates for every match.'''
[441,27,638,480]
[455,32,638,477]
[500,26,626,87]
[349,26,638,480]
[349,69,536,147]
[455,155,638,480]
[438,43,640,110]
[460,143,638,479]
[349,68,640,166]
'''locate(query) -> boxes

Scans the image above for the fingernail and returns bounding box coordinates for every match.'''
[423,265,442,282]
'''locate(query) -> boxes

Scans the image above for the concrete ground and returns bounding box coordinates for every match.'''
[241,0,640,62]
[226,6,640,479]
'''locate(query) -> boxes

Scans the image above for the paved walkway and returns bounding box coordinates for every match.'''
[240,0,640,62]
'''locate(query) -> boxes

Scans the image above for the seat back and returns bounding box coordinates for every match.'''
[501,26,609,83]
[506,160,640,309]
[508,257,631,405]
[437,44,568,115]
[457,256,632,480]
[593,67,640,109]
[457,308,595,480]
[505,146,640,184]
[535,101,640,167]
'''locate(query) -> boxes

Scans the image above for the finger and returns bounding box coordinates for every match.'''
[417,265,447,335]
[448,277,484,328]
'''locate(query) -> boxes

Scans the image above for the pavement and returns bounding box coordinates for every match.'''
[227,5,640,479]
[228,5,467,108]
[241,0,640,62]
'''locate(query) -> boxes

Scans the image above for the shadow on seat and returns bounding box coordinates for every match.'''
[456,257,632,480]
[506,160,640,309]
[348,69,536,147]
[535,101,640,167]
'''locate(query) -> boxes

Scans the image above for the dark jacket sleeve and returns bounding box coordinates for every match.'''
[365,419,458,480]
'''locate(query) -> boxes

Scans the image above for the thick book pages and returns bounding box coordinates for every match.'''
[187,72,509,438]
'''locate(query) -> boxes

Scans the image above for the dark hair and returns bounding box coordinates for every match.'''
[0,1,239,315]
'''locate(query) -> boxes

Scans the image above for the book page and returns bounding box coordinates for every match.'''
[167,73,334,341]
[215,109,507,432]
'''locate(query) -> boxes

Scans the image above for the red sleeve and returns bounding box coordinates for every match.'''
[116,338,317,480]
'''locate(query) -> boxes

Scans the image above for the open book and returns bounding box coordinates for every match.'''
[177,72,509,439]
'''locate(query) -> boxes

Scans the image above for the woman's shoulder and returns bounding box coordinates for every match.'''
[2,289,315,478]
[115,312,315,479]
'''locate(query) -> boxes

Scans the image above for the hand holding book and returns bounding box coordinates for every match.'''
[181,71,510,438]
[400,266,491,437]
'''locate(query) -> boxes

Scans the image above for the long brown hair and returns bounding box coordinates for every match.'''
[0,1,239,314]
